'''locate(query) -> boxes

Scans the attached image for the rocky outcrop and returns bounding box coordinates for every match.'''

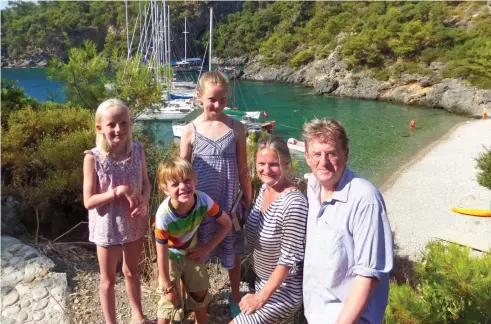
[2,52,49,68]
[1,236,69,324]
[212,56,249,66]
[241,43,491,117]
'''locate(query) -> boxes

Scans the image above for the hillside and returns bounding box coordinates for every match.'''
[213,2,491,90]
[1,1,242,67]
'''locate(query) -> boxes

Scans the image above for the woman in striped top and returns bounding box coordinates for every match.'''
[232,136,309,324]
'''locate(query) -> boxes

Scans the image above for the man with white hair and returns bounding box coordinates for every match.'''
[302,118,394,324]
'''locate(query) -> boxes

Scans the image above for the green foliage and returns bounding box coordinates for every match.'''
[48,40,165,116]
[1,102,94,234]
[441,37,491,89]
[48,40,108,110]
[475,147,491,190]
[385,242,491,323]
[212,2,491,88]
[289,49,314,69]
[1,79,38,128]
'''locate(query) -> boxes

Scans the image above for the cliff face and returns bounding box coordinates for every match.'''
[239,44,490,117]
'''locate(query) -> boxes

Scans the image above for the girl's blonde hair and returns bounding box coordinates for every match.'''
[95,98,133,158]
[256,135,292,178]
[157,156,197,194]
[197,71,229,93]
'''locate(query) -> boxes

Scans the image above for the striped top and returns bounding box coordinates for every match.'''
[191,120,242,268]
[245,184,309,282]
[154,190,222,259]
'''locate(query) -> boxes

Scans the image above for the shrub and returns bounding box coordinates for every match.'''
[1,79,38,128]
[289,49,314,69]
[475,147,491,190]
[385,242,491,323]
[1,104,94,237]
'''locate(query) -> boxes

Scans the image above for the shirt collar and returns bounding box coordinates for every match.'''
[309,167,352,203]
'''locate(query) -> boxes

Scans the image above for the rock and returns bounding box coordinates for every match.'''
[1,305,21,318]
[0,317,15,324]
[32,312,45,320]
[313,77,339,94]
[23,275,36,283]
[32,287,48,301]
[2,289,19,307]
[20,299,30,307]
[16,310,28,322]
[1,197,25,236]
[38,269,49,277]
[32,299,49,311]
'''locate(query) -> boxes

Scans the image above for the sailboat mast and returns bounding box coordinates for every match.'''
[209,6,213,72]
[167,5,171,68]
[183,16,188,63]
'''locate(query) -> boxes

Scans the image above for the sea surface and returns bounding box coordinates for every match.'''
[2,67,467,186]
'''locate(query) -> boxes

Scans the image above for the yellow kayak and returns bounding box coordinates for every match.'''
[451,207,491,217]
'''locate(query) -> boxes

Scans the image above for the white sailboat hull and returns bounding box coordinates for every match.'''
[287,138,305,153]
[172,124,184,137]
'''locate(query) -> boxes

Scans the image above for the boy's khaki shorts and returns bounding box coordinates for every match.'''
[157,257,211,320]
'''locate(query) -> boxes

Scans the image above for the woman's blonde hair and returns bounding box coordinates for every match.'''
[157,156,196,193]
[197,71,229,93]
[302,118,349,152]
[256,135,292,178]
[95,98,133,158]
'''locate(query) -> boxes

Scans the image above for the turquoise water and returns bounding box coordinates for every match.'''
[2,68,467,186]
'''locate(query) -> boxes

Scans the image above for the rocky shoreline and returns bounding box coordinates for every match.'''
[214,47,490,118]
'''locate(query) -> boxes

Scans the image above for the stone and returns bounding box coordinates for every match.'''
[32,287,48,301]
[53,304,63,312]
[20,299,31,307]
[2,266,15,275]
[1,305,21,318]
[8,257,21,266]
[32,299,49,311]
[23,275,36,283]
[25,262,40,277]
[32,312,45,321]
[16,310,28,322]
[38,269,48,277]
[3,272,23,285]
[15,283,31,296]
[2,289,19,307]
[7,243,23,254]
[0,317,15,324]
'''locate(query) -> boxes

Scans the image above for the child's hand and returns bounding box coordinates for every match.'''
[165,288,179,307]
[117,185,142,209]
[130,203,148,218]
[186,245,210,263]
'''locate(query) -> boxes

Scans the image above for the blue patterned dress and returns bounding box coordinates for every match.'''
[191,121,243,269]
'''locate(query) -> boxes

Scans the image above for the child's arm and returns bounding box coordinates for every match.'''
[235,122,253,209]
[156,242,179,305]
[83,154,140,210]
[130,148,151,218]
[187,211,232,262]
[180,123,194,161]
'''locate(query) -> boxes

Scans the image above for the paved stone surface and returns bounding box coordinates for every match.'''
[1,236,69,324]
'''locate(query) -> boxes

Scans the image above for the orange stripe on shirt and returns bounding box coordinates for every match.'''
[155,228,168,241]
[207,202,220,217]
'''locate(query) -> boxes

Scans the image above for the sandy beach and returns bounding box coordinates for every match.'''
[383,118,491,260]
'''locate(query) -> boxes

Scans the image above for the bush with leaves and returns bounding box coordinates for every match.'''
[48,40,167,117]
[385,242,491,323]
[475,147,491,191]
[1,79,38,128]
[1,103,94,239]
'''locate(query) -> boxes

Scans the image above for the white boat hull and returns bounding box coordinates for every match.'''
[172,124,184,137]
[136,111,190,121]
[287,138,305,153]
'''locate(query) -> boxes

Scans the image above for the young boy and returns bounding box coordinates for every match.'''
[155,157,232,324]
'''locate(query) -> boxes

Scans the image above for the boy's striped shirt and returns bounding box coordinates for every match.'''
[155,190,221,259]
